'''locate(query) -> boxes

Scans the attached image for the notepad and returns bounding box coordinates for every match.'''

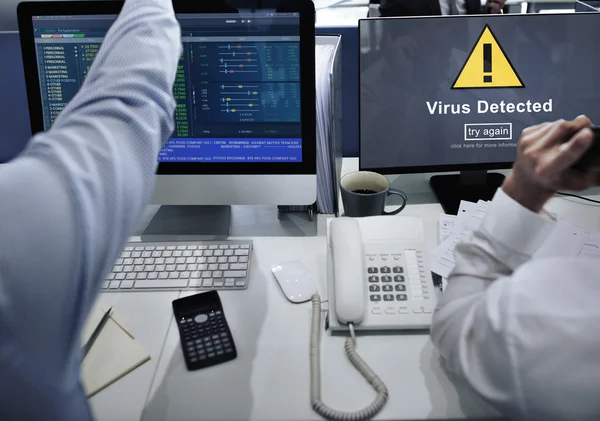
[80,303,150,398]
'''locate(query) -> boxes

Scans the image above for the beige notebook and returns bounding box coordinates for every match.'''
[80,303,151,398]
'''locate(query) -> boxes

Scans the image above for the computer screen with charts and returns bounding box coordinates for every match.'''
[18,0,317,208]
[359,13,600,174]
[32,13,303,165]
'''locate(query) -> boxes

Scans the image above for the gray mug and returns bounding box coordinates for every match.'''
[340,171,407,217]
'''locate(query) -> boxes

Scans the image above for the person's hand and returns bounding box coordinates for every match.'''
[485,0,506,14]
[503,116,600,212]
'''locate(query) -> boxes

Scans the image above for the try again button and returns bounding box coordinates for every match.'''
[464,123,512,141]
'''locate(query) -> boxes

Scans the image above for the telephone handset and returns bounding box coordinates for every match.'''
[329,217,366,325]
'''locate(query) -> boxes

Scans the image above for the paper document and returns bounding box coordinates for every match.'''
[439,214,457,243]
[579,233,600,258]
[81,302,150,398]
[534,219,590,259]
[431,201,489,278]
[431,199,600,279]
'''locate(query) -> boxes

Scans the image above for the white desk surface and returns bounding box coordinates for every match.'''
[89,158,600,421]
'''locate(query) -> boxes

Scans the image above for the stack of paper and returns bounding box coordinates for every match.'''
[431,199,600,284]
[315,35,343,215]
[80,302,150,398]
[431,200,490,279]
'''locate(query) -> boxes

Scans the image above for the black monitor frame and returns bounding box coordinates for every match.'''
[17,0,316,177]
[357,12,598,213]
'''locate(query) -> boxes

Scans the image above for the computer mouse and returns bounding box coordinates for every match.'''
[271,260,317,304]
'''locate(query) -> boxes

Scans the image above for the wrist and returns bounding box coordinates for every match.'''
[502,172,554,213]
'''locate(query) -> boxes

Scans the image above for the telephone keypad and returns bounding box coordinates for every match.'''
[365,248,434,317]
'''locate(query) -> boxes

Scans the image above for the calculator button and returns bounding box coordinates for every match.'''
[383,294,394,301]
[369,285,380,292]
[208,353,216,358]
[217,351,224,356]
[206,347,215,353]
[395,284,406,292]
[394,275,405,282]
[382,285,393,292]
[381,267,391,273]
[220,332,228,338]
[367,267,378,274]
[368,276,379,282]
[194,314,209,324]
[225,348,233,353]
[393,266,404,273]
[397,294,407,301]
[382,276,392,282]
[370,295,381,301]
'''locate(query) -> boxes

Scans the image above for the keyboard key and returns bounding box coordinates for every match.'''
[109,281,121,289]
[121,280,134,289]
[224,271,246,278]
[134,279,189,289]
[235,249,250,256]
[230,263,248,271]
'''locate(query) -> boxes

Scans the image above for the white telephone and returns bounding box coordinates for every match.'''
[309,216,437,421]
[327,216,436,331]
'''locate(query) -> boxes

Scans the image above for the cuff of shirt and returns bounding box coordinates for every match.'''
[480,188,555,256]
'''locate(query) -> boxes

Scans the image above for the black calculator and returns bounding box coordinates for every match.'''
[172,291,237,371]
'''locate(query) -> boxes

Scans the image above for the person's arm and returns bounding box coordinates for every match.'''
[0,0,181,377]
[430,188,554,417]
[431,117,600,419]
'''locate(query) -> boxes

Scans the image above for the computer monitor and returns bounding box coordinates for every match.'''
[576,0,600,11]
[359,13,600,214]
[17,0,317,235]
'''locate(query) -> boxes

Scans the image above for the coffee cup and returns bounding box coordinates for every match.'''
[340,171,407,217]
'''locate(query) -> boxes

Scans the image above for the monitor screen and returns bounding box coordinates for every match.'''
[31,12,303,165]
[359,13,600,173]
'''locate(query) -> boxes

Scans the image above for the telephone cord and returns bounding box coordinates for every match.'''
[310,294,389,421]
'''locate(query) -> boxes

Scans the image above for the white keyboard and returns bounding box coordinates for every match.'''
[102,240,253,292]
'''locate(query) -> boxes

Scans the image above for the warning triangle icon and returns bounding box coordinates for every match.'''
[452,24,524,89]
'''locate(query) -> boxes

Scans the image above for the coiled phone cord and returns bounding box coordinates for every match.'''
[310,294,389,421]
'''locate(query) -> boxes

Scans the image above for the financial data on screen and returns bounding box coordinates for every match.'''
[32,13,303,163]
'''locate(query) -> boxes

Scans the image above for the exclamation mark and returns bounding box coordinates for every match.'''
[483,43,492,83]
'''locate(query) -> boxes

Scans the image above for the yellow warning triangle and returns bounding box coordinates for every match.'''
[452,24,524,89]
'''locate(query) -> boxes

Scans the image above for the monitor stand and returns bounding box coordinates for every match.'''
[429,170,505,215]
[141,206,231,241]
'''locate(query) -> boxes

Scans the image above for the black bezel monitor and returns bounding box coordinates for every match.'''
[17,0,317,177]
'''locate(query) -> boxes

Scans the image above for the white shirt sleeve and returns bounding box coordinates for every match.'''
[0,0,181,409]
[431,188,600,420]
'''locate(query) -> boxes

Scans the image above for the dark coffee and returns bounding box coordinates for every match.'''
[352,189,378,195]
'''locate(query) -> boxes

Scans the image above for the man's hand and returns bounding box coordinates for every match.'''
[503,116,600,212]
[485,0,506,14]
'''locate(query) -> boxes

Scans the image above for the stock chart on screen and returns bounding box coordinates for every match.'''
[32,13,303,163]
